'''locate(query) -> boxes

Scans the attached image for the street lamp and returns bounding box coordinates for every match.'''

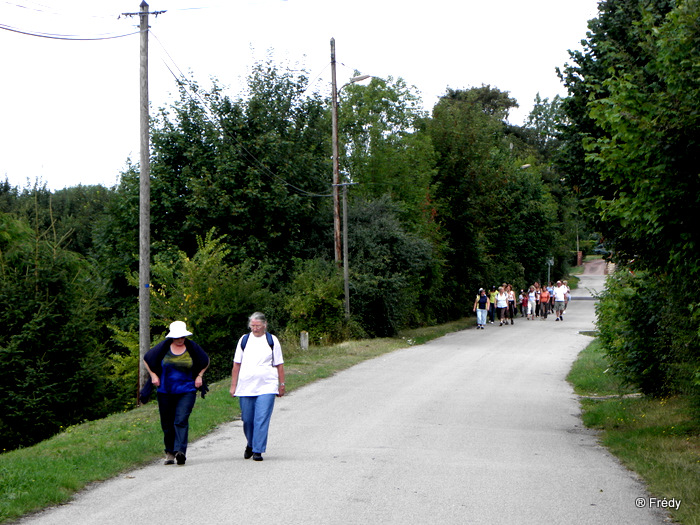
[330,37,369,264]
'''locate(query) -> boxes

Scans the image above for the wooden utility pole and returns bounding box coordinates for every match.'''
[121,2,166,403]
[330,38,342,265]
[138,0,151,402]
[342,183,350,319]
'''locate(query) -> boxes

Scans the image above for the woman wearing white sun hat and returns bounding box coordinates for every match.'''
[142,320,209,466]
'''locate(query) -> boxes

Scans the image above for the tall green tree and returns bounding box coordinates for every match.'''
[95,61,336,336]
[525,93,564,157]
[429,86,565,304]
[146,65,332,271]
[556,0,676,236]
[0,214,113,450]
[586,0,700,273]
[559,0,700,397]
[429,87,517,302]
[338,76,436,228]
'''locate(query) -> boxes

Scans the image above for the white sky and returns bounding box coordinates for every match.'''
[0,0,600,191]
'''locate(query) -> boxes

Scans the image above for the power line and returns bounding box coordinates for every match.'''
[2,0,123,19]
[0,22,139,40]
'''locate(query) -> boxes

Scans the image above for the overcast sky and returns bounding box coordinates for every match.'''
[0,0,600,191]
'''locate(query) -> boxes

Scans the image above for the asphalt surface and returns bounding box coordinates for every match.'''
[20,270,668,525]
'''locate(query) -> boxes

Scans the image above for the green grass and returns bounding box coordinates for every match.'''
[567,338,635,396]
[568,339,700,525]
[0,318,471,523]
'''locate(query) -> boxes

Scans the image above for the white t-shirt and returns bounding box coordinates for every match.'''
[233,333,284,397]
[496,292,508,308]
[553,285,568,302]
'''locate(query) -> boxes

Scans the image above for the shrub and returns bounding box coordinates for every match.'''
[596,269,700,398]
[283,258,350,344]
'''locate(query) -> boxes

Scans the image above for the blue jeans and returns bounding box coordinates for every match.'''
[157,391,197,455]
[476,308,487,326]
[239,394,276,454]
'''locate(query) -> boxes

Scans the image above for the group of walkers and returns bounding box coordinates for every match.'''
[473,280,571,329]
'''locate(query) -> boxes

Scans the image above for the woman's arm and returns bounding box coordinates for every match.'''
[276,364,286,397]
[143,360,160,388]
[195,360,209,389]
[229,362,241,397]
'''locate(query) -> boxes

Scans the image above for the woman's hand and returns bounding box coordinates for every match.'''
[195,376,203,388]
[229,384,237,397]
[150,373,160,387]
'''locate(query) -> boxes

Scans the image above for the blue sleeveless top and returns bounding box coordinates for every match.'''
[158,349,197,394]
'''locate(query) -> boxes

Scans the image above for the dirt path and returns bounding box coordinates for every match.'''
[582,258,611,275]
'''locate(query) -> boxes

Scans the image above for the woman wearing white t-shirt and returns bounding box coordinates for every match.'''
[527,285,537,320]
[230,312,286,461]
[495,286,509,326]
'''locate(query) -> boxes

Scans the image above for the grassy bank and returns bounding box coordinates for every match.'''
[0,319,471,523]
[568,338,700,525]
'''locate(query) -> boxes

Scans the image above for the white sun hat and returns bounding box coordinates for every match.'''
[166,320,192,339]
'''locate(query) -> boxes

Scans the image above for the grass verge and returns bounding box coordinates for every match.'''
[568,338,700,525]
[0,318,471,523]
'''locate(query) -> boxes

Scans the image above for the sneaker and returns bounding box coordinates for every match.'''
[164,452,175,465]
[244,446,253,459]
[175,451,186,465]
[252,453,263,462]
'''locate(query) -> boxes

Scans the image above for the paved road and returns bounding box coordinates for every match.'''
[20,272,667,524]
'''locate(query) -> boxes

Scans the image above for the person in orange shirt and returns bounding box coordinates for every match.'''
[539,287,551,319]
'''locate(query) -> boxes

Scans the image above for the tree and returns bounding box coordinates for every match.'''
[585,0,700,273]
[337,76,436,229]
[347,196,438,336]
[525,93,564,156]
[556,0,676,241]
[558,0,700,398]
[0,214,113,450]
[146,65,332,271]
[428,86,517,304]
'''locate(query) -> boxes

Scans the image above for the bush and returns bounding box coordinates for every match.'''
[596,269,700,397]
[348,197,438,336]
[283,258,351,345]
